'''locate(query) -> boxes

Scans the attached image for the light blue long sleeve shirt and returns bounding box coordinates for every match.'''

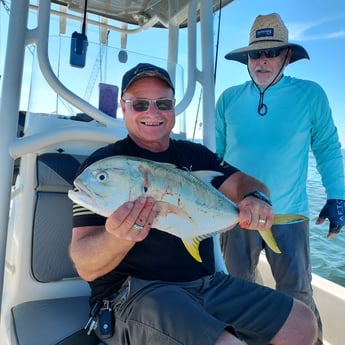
[216,75,345,216]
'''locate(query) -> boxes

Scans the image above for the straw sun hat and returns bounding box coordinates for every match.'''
[225,13,309,64]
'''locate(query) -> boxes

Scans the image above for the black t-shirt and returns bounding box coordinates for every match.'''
[73,136,238,304]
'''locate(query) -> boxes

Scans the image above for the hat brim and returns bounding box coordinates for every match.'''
[225,42,309,64]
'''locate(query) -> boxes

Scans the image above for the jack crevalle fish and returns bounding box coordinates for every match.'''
[68,156,305,262]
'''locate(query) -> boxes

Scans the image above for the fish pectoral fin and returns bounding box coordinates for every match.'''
[155,201,190,218]
[258,229,281,254]
[153,201,196,231]
[182,237,203,262]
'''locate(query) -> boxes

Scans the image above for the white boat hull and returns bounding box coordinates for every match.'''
[257,254,345,345]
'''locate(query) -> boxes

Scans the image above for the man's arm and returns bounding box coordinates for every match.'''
[218,171,274,230]
[70,197,157,281]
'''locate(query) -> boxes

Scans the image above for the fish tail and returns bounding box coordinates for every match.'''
[260,214,309,254]
[258,229,281,254]
[273,214,309,224]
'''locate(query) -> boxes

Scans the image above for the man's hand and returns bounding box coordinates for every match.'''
[316,199,345,238]
[237,196,274,230]
[106,197,158,242]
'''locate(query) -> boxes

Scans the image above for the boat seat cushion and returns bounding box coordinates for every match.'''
[12,296,99,345]
[32,153,85,282]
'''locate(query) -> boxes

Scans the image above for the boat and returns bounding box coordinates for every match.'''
[0,1,344,344]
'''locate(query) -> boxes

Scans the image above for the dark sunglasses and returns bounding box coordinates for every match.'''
[123,98,174,112]
[248,48,284,60]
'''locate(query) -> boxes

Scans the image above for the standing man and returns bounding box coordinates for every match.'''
[70,63,317,345]
[216,13,345,345]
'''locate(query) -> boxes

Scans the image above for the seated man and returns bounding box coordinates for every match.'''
[70,63,317,345]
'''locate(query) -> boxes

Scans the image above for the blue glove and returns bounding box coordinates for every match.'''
[316,199,345,238]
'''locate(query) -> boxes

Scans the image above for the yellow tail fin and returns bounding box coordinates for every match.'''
[260,214,309,254]
[182,214,308,261]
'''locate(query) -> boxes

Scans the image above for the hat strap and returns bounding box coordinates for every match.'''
[257,90,268,116]
[249,49,290,116]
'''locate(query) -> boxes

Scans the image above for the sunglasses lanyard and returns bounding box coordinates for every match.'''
[248,51,289,116]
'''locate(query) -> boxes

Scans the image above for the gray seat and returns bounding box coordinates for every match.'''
[11,153,100,345]
[12,297,98,345]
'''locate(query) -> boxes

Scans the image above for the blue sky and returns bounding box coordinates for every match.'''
[0,0,344,145]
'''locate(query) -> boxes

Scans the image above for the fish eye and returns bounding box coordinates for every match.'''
[96,171,108,183]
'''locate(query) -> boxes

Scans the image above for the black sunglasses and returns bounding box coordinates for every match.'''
[123,98,174,112]
[248,48,284,60]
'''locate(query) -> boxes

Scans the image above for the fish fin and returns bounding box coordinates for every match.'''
[258,229,281,254]
[260,214,308,254]
[190,171,224,185]
[182,237,203,262]
[273,214,309,224]
[154,201,192,222]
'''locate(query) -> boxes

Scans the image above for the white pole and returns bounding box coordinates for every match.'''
[0,0,30,313]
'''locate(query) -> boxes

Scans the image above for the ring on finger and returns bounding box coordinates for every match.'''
[258,218,266,225]
[133,223,144,231]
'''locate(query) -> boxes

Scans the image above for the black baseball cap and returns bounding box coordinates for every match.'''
[121,63,175,96]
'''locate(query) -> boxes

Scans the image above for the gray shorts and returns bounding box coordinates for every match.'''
[96,272,293,345]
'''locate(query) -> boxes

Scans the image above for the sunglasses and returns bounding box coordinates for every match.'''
[248,48,284,59]
[123,98,175,112]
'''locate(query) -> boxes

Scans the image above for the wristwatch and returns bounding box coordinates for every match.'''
[243,191,272,206]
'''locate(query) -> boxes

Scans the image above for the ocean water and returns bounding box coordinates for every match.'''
[308,149,345,287]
